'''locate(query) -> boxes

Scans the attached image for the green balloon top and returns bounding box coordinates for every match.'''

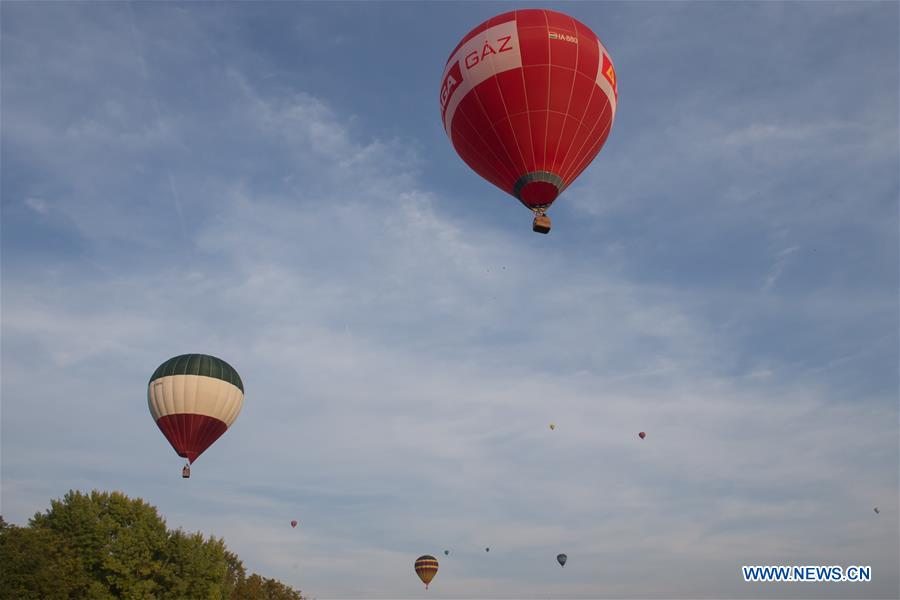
[150,354,243,392]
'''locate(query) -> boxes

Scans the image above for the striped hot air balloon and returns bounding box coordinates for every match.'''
[148,354,243,477]
[440,8,617,233]
[414,555,439,589]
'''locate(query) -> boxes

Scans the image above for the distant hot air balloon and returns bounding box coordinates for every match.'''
[549,423,556,431]
[440,9,618,234]
[444,550,450,555]
[638,431,646,439]
[557,553,567,567]
[148,354,244,478]
[291,520,298,528]
[874,507,880,514]
[415,555,439,589]
[485,547,490,552]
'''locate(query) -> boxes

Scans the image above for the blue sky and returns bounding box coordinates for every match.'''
[1,1,897,598]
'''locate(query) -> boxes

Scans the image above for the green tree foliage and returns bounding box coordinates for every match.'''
[0,491,303,600]
[159,530,229,600]
[30,490,168,599]
[235,574,305,600]
[221,548,249,598]
[0,517,90,599]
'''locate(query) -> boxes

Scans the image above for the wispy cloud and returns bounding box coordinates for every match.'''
[24,197,49,215]
[762,245,799,292]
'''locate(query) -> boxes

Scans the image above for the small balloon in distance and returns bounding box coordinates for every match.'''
[557,553,567,567]
[290,520,298,528]
[549,423,556,431]
[874,507,880,514]
[638,431,646,439]
[414,555,439,589]
[444,550,449,555]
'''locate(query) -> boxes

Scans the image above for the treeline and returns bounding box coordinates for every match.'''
[0,490,303,600]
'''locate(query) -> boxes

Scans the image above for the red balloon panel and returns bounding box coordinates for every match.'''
[441,9,617,210]
[155,414,228,464]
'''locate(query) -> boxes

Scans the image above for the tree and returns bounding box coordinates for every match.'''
[3,491,304,599]
[31,490,168,599]
[222,548,247,599]
[0,518,90,599]
[235,574,305,600]
[158,530,228,600]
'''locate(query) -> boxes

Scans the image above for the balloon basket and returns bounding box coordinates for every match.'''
[532,213,551,234]
[182,464,191,478]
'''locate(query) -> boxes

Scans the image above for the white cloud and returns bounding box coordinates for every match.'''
[763,245,799,292]
[24,197,49,214]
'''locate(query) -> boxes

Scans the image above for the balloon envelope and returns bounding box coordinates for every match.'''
[291,520,298,528]
[148,354,243,465]
[557,553,567,567]
[549,423,556,430]
[444,550,449,555]
[415,555,439,589]
[638,431,646,439]
[440,9,617,212]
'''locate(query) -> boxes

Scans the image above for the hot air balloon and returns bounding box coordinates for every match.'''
[485,547,490,552]
[557,553,567,567]
[440,9,617,234]
[444,550,450,555]
[549,423,556,431]
[874,507,880,514]
[291,520,298,528]
[638,431,646,439]
[415,555,439,589]
[148,354,243,478]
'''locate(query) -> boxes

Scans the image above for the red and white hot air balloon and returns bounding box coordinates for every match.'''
[148,354,244,478]
[440,8,617,233]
